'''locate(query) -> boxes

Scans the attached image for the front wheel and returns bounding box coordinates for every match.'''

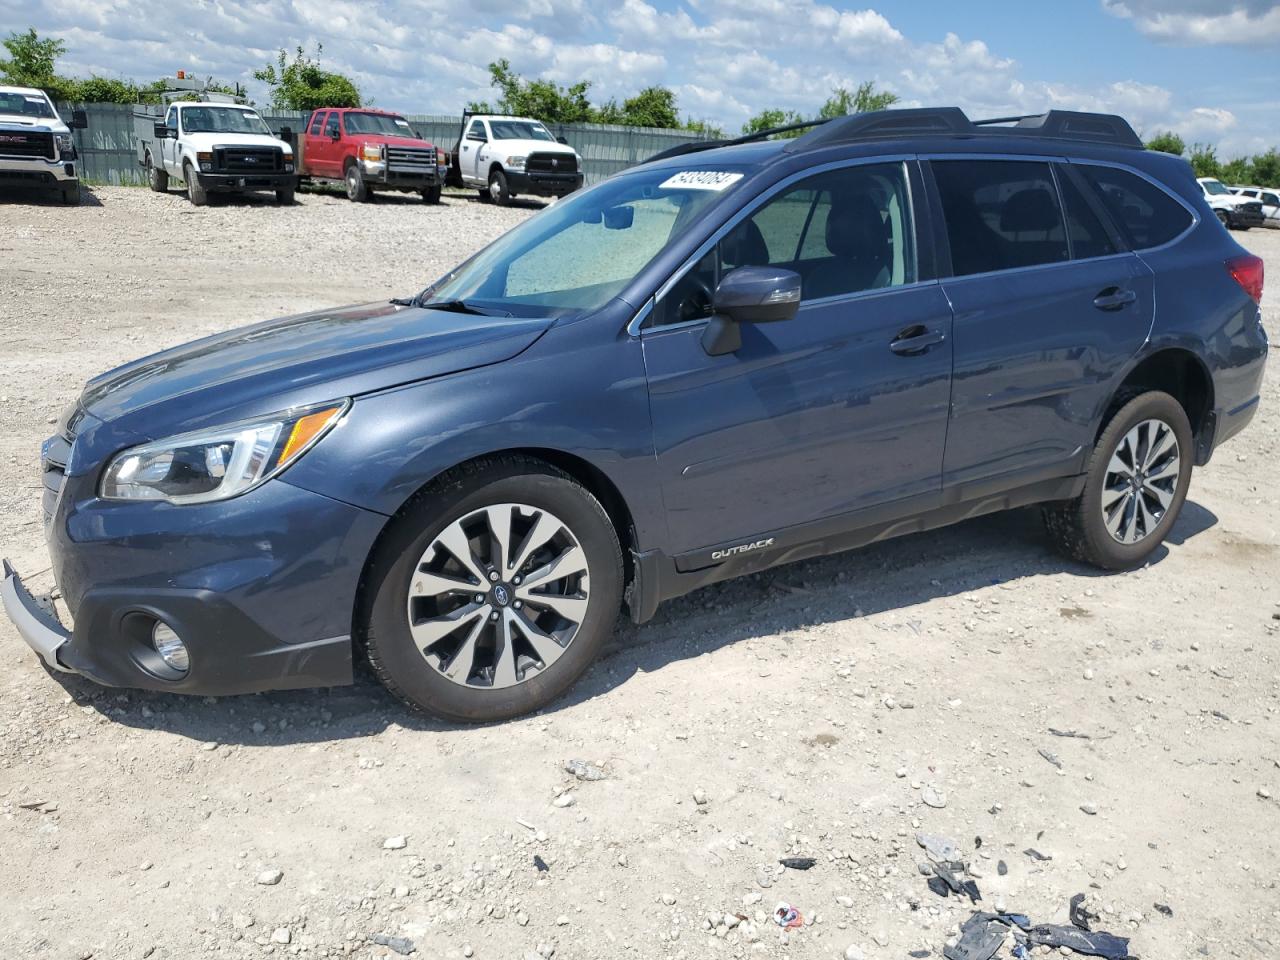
[488,169,511,206]
[345,164,369,202]
[362,456,623,723]
[1216,210,1230,228]
[422,185,442,204]
[60,181,80,205]
[1042,390,1192,569]
[185,164,208,206]
[147,154,168,193]
[275,184,296,204]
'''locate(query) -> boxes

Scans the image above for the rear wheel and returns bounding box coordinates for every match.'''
[146,154,168,192]
[1042,390,1192,569]
[362,456,623,723]
[345,164,369,202]
[184,163,208,206]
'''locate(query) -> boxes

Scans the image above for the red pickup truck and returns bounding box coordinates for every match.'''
[295,107,447,203]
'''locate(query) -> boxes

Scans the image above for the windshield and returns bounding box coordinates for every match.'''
[182,107,272,136]
[345,111,419,138]
[1202,179,1230,196]
[489,120,555,142]
[0,91,55,119]
[423,165,749,318]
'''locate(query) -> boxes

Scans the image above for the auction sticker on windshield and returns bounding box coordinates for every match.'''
[660,171,744,191]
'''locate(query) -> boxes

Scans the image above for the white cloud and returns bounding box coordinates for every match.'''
[1103,0,1280,46]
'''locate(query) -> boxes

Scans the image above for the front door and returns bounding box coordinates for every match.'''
[642,160,954,558]
[927,158,1154,488]
[460,119,488,183]
[162,105,180,174]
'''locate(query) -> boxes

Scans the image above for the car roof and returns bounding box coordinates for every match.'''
[0,85,48,98]
[178,102,255,109]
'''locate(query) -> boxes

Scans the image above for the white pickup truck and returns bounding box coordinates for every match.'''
[135,101,297,206]
[1197,176,1264,230]
[0,85,87,204]
[447,113,583,205]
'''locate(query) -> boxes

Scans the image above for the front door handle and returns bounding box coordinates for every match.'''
[890,325,946,355]
[1093,287,1137,311]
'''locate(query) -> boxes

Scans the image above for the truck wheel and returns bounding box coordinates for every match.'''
[184,163,208,206]
[422,185,442,204]
[346,164,369,202]
[60,182,80,205]
[146,154,168,193]
[361,455,624,723]
[488,169,511,206]
[1215,210,1230,228]
[275,184,296,205]
[1042,390,1192,570]
[477,188,490,203]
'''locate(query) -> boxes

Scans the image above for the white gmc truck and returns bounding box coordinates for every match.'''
[0,85,87,204]
[447,113,583,205]
[135,101,297,206]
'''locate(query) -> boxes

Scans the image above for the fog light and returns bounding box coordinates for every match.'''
[151,621,190,673]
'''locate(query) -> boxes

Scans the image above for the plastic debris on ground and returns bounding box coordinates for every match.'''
[371,934,415,955]
[533,854,548,872]
[772,902,804,929]
[778,856,816,870]
[564,759,606,781]
[1026,923,1130,959]
[948,897,1132,960]
[1069,892,1101,931]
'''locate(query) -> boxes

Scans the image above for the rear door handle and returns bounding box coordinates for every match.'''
[1093,287,1137,311]
[890,325,946,355]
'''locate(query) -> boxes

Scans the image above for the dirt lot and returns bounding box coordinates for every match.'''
[1,185,1277,960]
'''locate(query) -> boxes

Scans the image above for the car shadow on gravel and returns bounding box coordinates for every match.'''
[0,185,103,207]
[50,499,1218,743]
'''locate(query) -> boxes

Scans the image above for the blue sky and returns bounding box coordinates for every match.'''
[3,0,1277,155]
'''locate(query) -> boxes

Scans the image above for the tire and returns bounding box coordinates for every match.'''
[477,187,491,203]
[1215,210,1230,228]
[422,185,442,204]
[488,168,511,206]
[60,182,80,205]
[345,163,369,202]
[275,185,296,204]
[1042,390,1193,570]
[146,154,168,193]
[362,456,624,723]
[185,164,208,206]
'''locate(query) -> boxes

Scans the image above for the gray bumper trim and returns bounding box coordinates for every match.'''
[1,559,73,672]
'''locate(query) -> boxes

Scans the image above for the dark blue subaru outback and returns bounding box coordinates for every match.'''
[3,108,1267,722]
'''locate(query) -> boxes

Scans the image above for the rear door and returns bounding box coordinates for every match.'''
[927,157,1154,490]
[302,110,326,175]
[642,159,954,558]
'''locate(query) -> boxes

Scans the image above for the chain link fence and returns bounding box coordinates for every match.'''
[59,103,716,187]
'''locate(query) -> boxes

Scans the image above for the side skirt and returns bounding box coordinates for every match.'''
[627,473,1084,623]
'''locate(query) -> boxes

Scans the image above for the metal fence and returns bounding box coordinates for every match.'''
[57,102,716,187]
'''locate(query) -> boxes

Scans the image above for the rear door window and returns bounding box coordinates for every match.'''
[1055,167,1119,260]
[1077,165,1193,249]
[931,160,1068,277]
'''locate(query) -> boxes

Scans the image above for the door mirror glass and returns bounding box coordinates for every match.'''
[70,109,88,130]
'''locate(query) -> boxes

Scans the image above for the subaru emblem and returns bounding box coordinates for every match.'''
[493,584,510,606]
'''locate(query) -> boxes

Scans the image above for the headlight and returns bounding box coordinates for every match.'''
[55,133,74,154]
[507,156,526,170]
[362,143,383,162]
[101,401,347,504]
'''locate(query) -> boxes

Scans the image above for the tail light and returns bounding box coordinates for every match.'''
[1227,254,1264,304]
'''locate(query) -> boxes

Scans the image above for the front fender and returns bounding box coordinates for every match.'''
[281,303,667,551]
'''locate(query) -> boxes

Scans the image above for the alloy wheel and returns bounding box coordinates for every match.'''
[1100,418,1180,544]
[405,503,590,689]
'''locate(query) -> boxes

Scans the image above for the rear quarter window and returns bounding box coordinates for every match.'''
[1078,165,1193,249]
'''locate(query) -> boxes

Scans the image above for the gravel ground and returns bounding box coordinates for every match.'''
[1,185,1278,960]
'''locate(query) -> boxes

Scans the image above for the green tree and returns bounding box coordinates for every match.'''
[469,58,592,123]
[1144,131,1185,156]
[742,108,806,138]
[1251,148,1280,187]
[72,76,141,104]
[1219,156,1252,186]
[615,86,679,128]
[682,117,725,139]
[0,28,75,99]
[254,45,360,111]
[1188,143,1222,179]
[819,80,898,118]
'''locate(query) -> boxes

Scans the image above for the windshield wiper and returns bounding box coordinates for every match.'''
[421,298,511,317]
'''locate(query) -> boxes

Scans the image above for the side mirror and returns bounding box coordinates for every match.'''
[556,136,569,145]
[70,109,88,130]
[701,266,802,357]
[279,125,293,141]
[154,122,173,139]
[330,128,341,141]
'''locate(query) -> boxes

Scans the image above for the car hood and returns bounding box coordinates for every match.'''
[494,139,578,157]
[362,133,439,150]
[78,302,554,443]
[181,131,291,152]
[0,112,68,133]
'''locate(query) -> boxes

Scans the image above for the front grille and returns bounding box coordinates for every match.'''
[385,145,437,173]
[0,130,55,160]
[526,153,577,175]
[213,146,282,174]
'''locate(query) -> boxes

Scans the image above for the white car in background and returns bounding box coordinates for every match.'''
[448,113,583,206]
[1231,185,1280,229]
[1198,176,1264,230]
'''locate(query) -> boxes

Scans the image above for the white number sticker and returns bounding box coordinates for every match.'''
[659,171,743,191]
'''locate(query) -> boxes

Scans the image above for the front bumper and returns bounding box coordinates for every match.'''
[359,158,447,190]
[4,472,387,696]
[0,156,78,187]
[507,169,583,197]
[196,171,297,192]
[1227,208,1266,228]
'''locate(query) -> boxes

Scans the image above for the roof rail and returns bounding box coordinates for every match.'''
[781,107,1143,151]
[643,118,830,165]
